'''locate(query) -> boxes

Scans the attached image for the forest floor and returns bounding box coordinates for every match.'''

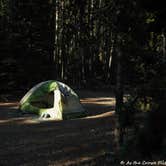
[0,90,118,166]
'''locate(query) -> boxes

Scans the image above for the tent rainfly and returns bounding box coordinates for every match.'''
[19,80,85,120]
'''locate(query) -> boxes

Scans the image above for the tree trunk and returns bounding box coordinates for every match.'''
[115,33,124,145]
[115,34,123,113]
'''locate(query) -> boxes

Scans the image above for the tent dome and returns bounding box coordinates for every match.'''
[19,80,85,120]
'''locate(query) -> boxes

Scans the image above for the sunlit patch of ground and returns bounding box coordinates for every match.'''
[81,97,115,106]
[85,111,115,119]
[0,94,115,125]
[0,101,19,107]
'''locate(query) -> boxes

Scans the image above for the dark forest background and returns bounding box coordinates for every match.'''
[1,0,165,93]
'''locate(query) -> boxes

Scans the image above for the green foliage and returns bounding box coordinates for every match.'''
[0,0,9,17]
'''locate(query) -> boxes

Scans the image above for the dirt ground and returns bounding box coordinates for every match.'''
[0,90,116,166]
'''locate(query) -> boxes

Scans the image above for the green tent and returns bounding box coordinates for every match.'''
[19,80,85,120]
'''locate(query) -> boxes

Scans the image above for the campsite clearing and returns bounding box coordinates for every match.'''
[0,90,116,166]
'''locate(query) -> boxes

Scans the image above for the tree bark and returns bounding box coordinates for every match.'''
[115,33,124,145]
[115,33,123,113]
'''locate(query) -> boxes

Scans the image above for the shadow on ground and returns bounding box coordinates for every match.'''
[0,91,116,166]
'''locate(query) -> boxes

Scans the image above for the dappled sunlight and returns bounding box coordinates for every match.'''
[0,110,115,125]
[0,102,19,107]
[84,111,115,119]
[80,96,115,118]
[81,97,115,106]
[0,94,116,125]
[0,116,41,125]
[0,93,116,166]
